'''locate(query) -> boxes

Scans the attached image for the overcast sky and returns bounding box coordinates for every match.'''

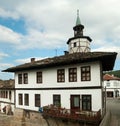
[0,0,120,79]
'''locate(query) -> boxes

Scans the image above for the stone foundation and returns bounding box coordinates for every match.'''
[10,108,48,126]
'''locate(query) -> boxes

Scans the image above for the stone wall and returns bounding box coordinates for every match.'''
[10,108,48,126]
[9,108,87,126]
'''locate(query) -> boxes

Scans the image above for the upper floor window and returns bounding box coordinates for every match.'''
[69,68,77,82]
[24,73,28,84]
[18,74,22,84]
[81,66,91,81]
[18,73,28,84]
[57,69,65,82]
[36,72,42,83]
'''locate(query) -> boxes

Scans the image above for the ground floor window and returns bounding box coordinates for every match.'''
[107,91,113,97]
[24,94,29,106]
[53,95,61,107]
[35,94,41,107]
[18,94,23,105]
[82,95,91,111]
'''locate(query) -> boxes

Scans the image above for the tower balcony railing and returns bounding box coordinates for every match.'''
[42,105,101,125]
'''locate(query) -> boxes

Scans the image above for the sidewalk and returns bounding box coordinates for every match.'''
[110,115,118,126]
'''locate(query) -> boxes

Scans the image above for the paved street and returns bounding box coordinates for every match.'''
[107,98,120,126]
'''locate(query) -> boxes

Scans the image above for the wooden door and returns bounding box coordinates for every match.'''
[70,95,80,112]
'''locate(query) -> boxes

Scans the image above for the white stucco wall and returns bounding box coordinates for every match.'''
[16,89,102,112]
[15,61,101,88]
[15,61,102,113]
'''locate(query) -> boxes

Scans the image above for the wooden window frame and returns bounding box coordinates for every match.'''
[36,71,42,83]
[9,91,11,100]
[82,95,91,111]
[18,94,23,105]
[81,66,91,81]
[18,74,22,84]
[53,95,61,107]
[35,94,41,107]
[69,68,77,82]
[57,69,65,82]
[23,73,28,84]
[24,94,29,106]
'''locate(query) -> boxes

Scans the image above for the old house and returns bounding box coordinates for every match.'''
[3,11,117,124]
[0,79,15,114]
[103,74,120,98]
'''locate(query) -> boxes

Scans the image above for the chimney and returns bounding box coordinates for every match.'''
[64,51,69,55]
[31,58,35,63]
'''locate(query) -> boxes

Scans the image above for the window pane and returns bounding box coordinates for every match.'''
[82,95,91,111]
[24,73,28,84]
[57,69,65,82]
[69,68,77,82]
[19,94,23,105]
[36,72,42,83]
[74,97,79,107]
[53,95,61,107]
[35,94,40,107]
[81,66,91,81]
[24,94,29,106]
[18,74,22,84]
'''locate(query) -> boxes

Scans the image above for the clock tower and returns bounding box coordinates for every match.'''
[67,10,92,54]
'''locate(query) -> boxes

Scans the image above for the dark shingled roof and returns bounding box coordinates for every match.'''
[3,52,117,72]
[0,79,15,89]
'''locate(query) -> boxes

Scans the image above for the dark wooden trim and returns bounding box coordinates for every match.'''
[15,86,102,90]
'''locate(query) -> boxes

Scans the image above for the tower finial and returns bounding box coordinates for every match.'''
[77,9,79,17]
[76,9,81,26]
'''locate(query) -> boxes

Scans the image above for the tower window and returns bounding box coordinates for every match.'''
[74,42,77,47]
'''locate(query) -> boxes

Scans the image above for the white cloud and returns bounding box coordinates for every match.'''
[0,8,19,19]
[0,52,9,59]
[0,25,22,44]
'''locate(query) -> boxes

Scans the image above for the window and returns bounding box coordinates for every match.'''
[19,94,23,105]
[82,95,91,111]
[74,42,77,47]
[57,69,65,82]
[36,72,42,83]
[69,68,77,82]
[106,81,110,87]
[53,95,61,107]
[81,66,91,81]
[18,74,22,84]
[9,91,11,100]
[24,73,28,84]
[35,94,41,107]
[24,94,29,106]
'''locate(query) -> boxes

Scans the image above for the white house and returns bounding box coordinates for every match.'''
[3,12,117,118]
[0,79,15,114]
[103,74,120,98]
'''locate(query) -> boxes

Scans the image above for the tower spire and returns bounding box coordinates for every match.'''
[76,9,81,26]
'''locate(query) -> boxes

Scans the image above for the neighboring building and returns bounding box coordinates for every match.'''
[3,11,117,120]
[0,79,15,114]
[103,74,120,98]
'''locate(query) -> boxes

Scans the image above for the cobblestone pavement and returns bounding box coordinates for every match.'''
[107,98,120,126]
